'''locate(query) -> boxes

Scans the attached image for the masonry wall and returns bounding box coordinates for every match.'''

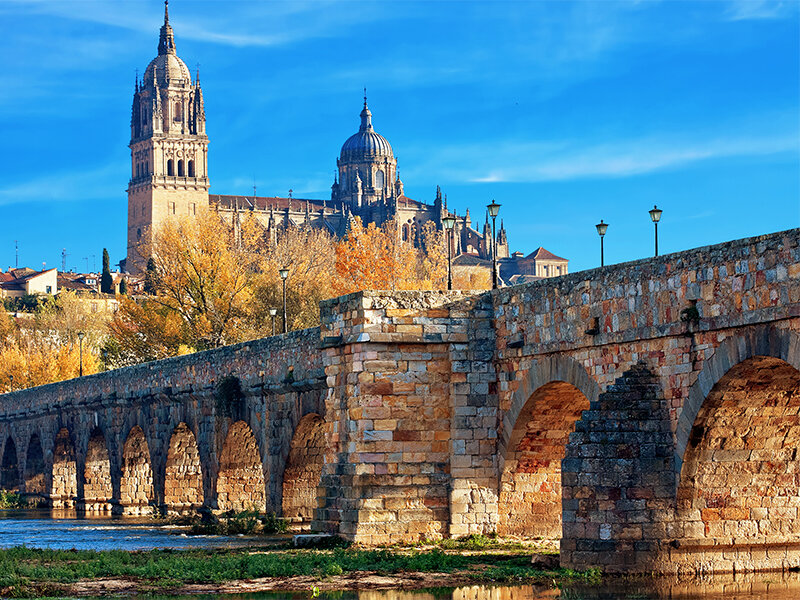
[0,327,325,515]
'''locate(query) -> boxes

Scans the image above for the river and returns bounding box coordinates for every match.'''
[3,510,800,599]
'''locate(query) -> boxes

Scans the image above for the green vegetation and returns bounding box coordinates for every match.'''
[0,491,26,509]
[186,510,289,535]
[100,248,113,294]
[0,545,599,598]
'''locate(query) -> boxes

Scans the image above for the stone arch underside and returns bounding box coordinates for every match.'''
[282,414,325,531]
[51,428,77,508]
[677,356,800,542]
[24,433,46,496]
[164,422,203,512]
[120,426,154,514]
[498,380,590,538]
[1,436,19,491]
[217,421,266,512]
[84,428,112,510]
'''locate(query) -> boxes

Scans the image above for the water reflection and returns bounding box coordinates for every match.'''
[119,573,800,600]
[0,508,285,551]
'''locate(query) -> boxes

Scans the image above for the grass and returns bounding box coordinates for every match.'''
[0,545,599,598]
[165,510,290,536]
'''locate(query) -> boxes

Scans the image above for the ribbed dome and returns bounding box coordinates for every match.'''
[339,102,394,161]
[143,53,191,87]
[143,1,191,87]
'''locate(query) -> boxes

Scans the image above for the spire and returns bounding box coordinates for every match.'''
[158,0,177,55]
[359,88,373,132]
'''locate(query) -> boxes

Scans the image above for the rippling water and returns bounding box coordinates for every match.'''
[0,509,281,550]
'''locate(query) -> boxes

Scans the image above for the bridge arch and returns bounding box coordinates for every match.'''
[497,355,599,538]
[52,427,77,508]
[164,422,203,513]
[120,425,154,514]
[83,427,113,511]
[24,433,46,497]
[675,327,800,473]
[675,327,800,542]
[282,413,325,531]
[217,420,266,512]
[1,435,20,491]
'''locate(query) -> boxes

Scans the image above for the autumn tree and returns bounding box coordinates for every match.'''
[242,215,337,332]
[0,297,102,393]
[147,214,254,349]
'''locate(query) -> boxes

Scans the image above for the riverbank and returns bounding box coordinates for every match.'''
[0,540,597,598]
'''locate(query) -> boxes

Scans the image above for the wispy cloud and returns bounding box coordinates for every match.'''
[401,133,798,184]
[725,0,798,21]
[0,163,123,206]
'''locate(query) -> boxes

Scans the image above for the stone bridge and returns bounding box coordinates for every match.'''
[1,228,798,573]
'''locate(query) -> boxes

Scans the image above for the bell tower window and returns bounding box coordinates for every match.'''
[188,160,195,177]
[178,160,185,176]
[167,159,175,176]
[174,102,182,122]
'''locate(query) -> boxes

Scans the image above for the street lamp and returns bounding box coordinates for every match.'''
[442,215,456,290]
[279,267,289,334]
[487,200,501,289]
[595,220,608,267]
[8,375,13,393]
[77,331,85,377]
[649,205,663,257]
[269,308,278,336]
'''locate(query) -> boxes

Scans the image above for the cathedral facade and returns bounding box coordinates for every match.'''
[126,3,567,284]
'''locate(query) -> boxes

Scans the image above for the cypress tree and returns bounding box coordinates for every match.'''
[101,248,113,294]
[144,258,158,295]
[119,278,128,296]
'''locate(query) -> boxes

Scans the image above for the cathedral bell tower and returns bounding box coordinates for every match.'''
[126,1,209,273]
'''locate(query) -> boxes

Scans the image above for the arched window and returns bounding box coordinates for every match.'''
[188,160,195,177]
[135,163,140,178]
[375,169,385,189]
[174,101,182,122]
[402,224,410,242]
[167,159,174,176]
[177,160,184,177]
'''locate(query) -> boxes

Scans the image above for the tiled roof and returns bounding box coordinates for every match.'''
[210,195,344,214]
[528,247,567,261]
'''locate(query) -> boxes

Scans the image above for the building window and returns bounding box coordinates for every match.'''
[375,169,385,189]
[189,203,196,216]
[170,202,176,215]
[137,228,142,240]
[91,302,98,313]
[45,286,52,294]
[178,160,184,176]
[167,159,175,176]
[174,101,182,122]
[188,160,195,177]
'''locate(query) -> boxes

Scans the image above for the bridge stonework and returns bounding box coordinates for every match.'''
[1,228,799,573]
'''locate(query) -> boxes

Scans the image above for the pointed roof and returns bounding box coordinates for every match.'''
[528,247,567,261]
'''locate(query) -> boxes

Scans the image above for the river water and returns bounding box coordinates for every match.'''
[3,510,800,599]
[0,508,285,550]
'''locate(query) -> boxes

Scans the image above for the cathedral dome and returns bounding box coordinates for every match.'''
[143,53,191,87]
[143,1,191,87]
[339,101,394,161]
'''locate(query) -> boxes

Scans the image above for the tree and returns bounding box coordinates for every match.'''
[144,258,158,295]
[0,296,101,393]
[119,278,128,295]
[146,214,253,349]
[104,297,191,368]
[101,248,113,294]
[334,217,434,295]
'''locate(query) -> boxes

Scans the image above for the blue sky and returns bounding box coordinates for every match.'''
[0,0,797,274]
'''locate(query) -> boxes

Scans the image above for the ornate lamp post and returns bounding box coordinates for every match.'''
[77,331,85,377]
[487,200,501,289]
[279,267,289,334]
[442,215,456,290]
[595,220,608,267]
[649,205,663,257]
[269,308,278,336]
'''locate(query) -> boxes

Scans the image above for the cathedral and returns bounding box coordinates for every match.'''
[125,2,568,284]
